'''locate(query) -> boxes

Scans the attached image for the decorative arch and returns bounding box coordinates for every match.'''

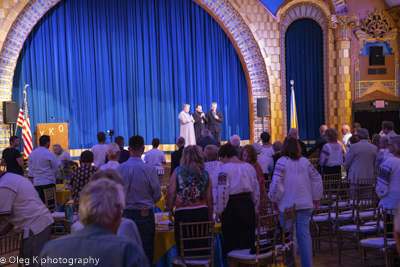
[279,2,330,137]
[0,0,269,150]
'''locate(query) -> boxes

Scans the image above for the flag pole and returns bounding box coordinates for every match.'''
[15,83,29,134]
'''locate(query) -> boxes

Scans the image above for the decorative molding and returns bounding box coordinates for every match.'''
[355,59,399,99]
[332,0,348,15]
[279,2,329,137]
[331,14,359,40]
[0,0,269,152]
[354,8,399,54]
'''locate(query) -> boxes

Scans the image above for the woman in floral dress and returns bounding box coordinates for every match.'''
[167,145,213,255]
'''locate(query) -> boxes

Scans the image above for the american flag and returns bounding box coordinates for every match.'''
[16,90,33,159]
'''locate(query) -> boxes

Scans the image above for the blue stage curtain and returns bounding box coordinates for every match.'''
[285,18,324,142]
[13,0,249,149]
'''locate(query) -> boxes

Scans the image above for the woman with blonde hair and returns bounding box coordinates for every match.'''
[100,142,120,170]
[53,144,72,166]
[167,145,213,256]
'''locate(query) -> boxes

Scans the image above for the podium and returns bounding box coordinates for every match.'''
[34,123,68,150]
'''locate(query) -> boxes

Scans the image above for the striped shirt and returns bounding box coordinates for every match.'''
[117,157,161,210]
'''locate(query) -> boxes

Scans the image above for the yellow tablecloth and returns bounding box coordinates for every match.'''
[155,195,166,212]
[56,184,71,206]
[153,228,175,264]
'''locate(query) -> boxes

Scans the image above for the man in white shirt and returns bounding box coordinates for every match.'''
[28,135,59,203]
[144,138,166,169]
[341,124,352,151]
[91,132,108,168]
[0,171,53,267]
[383,121,397,137]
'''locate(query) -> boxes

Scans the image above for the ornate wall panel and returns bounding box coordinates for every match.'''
[0,0,268,152]
[279,2,329,137]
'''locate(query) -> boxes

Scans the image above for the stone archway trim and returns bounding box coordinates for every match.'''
[0,0,269,150]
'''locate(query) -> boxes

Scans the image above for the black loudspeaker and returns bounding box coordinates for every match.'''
[3,101,19,124]
[257,98,269,117]
[370,46,384,66]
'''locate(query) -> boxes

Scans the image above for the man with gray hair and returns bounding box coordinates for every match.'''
[170,136,185,175]
[40,179,149,266]
[206,102,224,141]
[344,128,377,183]
[197,129,219,151]
[341,124,352,150]
[288,128,306,157]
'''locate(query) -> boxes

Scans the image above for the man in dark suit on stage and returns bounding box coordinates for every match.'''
[192,105,208,141]
[197,129,219,151]
[306,125,328,173]
[205,102,224,141]
[170,137,185,176]
[289,128,307,157]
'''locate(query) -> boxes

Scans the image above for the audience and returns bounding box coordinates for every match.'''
[374,136,394,169]
[252,142,269,179]
[105,136,130,164]
[242,145,268,216]
[352,122,361,135]
[269,137,322,267]
[170,137,185,175]
[100,142,120,170]
[204,144,223,211]
[260,132,275,162]
[268,141,282,175]
[1,135,24,176]
[319,128,344,175]
[40,178,149,267]
[91,132,108,168]
[377,136,400,237]
[196,129,219,151]
[344,128,377,184]
[28,135,59,203]
[371,133,381,152]
[379,120,387,136]
[230,134,242,160]
[71,169,142,245]
[216,144,259,256]
[117,135,161,263]
[60,154,78,170]
[70,150,97,204]
[167,145,213,256]
[341,124,352,151]
[52,143,72,166]
[289,128,306,157]
[382,121,397,136]
[0,171,53,267]
[306,125,328,173]
[144,138,166,169]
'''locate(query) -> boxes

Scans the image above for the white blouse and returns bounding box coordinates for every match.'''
[268,157,322,212]
[216,162,260,215]
[205,161,224,188]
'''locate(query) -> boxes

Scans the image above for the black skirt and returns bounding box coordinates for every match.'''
[221,197,255,253]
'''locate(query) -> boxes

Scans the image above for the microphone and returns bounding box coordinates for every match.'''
[51,116,55,119]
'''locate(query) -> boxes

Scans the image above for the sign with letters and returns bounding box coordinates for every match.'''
[34,123,68,151]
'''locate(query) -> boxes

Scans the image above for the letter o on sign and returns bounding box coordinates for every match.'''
[59,125,64,133]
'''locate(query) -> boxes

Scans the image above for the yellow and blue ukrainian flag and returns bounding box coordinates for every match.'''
[290,84,298,130]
